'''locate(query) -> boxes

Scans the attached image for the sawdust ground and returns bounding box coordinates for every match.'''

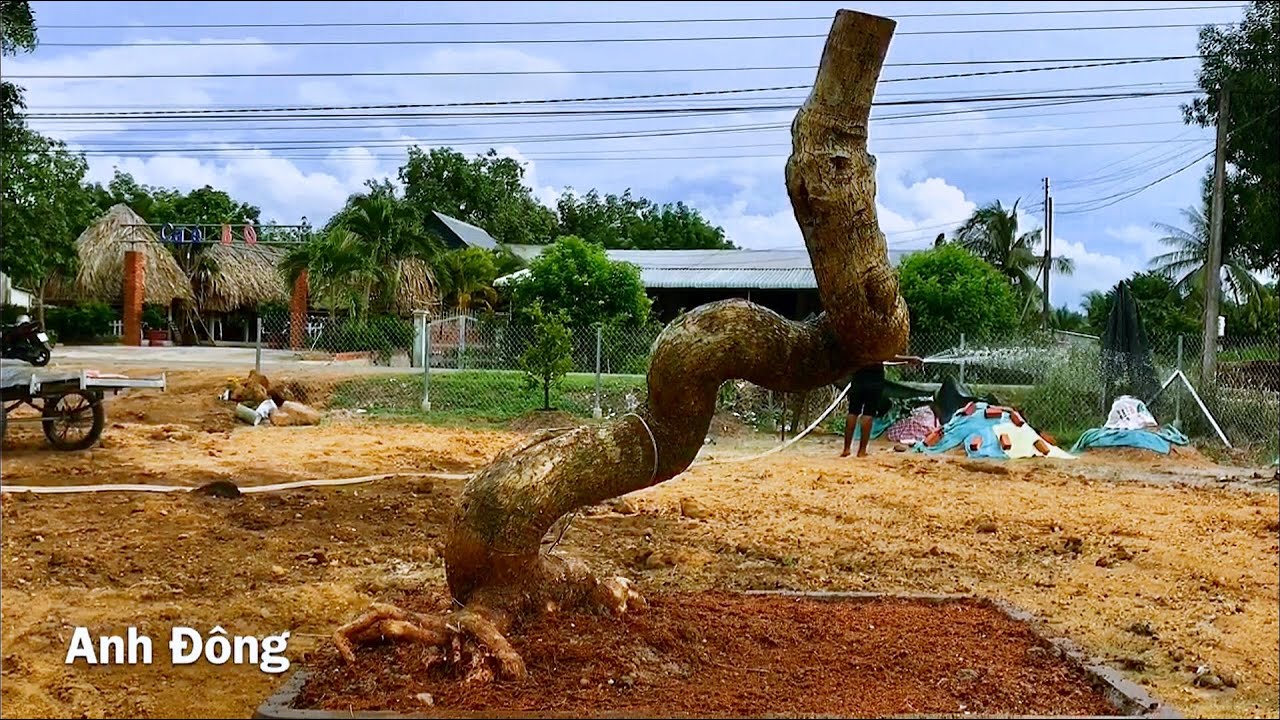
[0,372,1276,719]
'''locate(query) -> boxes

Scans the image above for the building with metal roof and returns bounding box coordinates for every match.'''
[497,244,911,322]
[427,211,500,250]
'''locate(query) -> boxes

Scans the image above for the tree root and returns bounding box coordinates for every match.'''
[333,567,645,682]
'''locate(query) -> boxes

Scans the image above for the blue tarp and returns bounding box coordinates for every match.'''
[912,401,1073,460]
[1070,426,1189,455]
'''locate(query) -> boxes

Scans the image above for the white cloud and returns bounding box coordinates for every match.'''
[1050,237,1132,309]
[1105,224,1167,260]
[86,150,366,225]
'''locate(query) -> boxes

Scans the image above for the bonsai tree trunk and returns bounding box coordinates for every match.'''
[334,8,911,682]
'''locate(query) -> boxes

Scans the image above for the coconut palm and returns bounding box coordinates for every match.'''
[435,247,500,313]
[953,199,1074,299]
[1149,204,1262,306]
[284,192,441,315]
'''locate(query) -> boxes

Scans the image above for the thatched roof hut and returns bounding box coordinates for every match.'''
[389,257,440,314]
[199,243,290,313]
[47,204,194,304]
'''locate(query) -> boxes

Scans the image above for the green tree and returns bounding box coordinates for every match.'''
[399,147,558,246]
[952,199,1073,299]
[1083,272,1199,341]
[0,1,36,146]
[286,190,439,315]
[519,301,574,411]
[1183,0,1279,272]
[1149,186,1262,306]
[1222,281,1279,341]
[1050,306,1090,333]
[280,229,375,316]
[435,247,500,313]
[0,131,96,326]
[555,188,732,249]
[506,235,651,327]
[896,245,1019,345]
[86,170,260,226]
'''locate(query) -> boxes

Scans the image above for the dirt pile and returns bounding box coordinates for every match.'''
[293,592,1117,717]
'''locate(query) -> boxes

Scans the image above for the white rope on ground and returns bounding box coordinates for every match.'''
[2,384,849,496]
[0,471,469,495]
[694,382,851,467]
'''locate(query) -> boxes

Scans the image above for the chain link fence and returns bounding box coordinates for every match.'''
[245,311,1278,462]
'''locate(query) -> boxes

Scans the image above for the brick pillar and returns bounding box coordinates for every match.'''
[122,250,145,347]
[290,269,309,350]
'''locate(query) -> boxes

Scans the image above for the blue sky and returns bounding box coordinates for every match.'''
[7,1,1248,310]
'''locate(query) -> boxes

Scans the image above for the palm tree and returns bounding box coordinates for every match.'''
[435,247,500,313]
[1050,306,1090,333]
[285,192,442,315]
[953,199,1074,299]
[1149,204,1261,306]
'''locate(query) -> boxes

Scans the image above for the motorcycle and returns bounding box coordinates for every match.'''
[2,315,53,367]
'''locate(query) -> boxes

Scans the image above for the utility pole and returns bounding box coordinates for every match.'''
[1042,177,1053,329]
[1202,87,1229,384]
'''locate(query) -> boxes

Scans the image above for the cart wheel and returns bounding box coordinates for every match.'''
[42,391,105,451]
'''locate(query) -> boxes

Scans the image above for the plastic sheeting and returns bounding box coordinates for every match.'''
[915,401,1074,460]
[1070,426,1189,455]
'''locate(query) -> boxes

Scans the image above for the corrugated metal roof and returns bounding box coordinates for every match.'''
[498,246,910,290]
[432,211,498,250]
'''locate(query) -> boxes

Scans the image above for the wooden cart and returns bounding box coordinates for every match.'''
[1,367,166,451]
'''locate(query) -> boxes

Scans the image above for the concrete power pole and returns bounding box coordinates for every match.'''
[1042,177,1053,329]
[1202,87,1229,384]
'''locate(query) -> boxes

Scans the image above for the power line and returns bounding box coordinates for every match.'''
[30,97,1191,134]
[22,89,1200,119]
[6,54,1197,81]
[34,23,1236,48]
[21,95,1197,133]
[1056,149,1215,213]
[38,5,1247,29]
[28,79,1198,111]
[42,139,1209,159]
[55,119,1193,147]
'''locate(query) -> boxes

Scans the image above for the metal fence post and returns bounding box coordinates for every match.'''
[255,317,263,373]
[593,323,603,419]
[421,314,432,412]
[457,313,466,370]
[958,333,966,385]
[1175,334,1183,425]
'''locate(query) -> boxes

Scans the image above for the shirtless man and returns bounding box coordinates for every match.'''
[841,355,924,457]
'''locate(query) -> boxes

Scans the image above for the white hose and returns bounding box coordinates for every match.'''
[0,471,471,496]
[1,386,850,496]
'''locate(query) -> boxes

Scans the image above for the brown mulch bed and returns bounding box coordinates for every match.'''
[293,591,1117,717]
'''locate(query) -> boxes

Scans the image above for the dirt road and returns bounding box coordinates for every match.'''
[1,373,1276,718]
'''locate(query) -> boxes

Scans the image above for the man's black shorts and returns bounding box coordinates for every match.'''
[847,364,886,418]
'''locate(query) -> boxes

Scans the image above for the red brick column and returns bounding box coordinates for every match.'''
[290,269,309,350]
[122,250,144,346]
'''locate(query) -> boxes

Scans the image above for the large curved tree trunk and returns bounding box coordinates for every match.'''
[335,8,911,681]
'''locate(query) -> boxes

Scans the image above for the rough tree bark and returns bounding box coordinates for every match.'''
[334,8,911,682]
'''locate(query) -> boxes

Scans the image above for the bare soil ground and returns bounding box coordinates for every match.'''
[296,593,1115,717]
[1,370,1277,719]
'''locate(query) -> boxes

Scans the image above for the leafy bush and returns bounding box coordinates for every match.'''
[898,245,1019,346]
[314,314,415,364]
[43,301,116,343]
[141,304,167,330]
[1020,345,1105,445]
